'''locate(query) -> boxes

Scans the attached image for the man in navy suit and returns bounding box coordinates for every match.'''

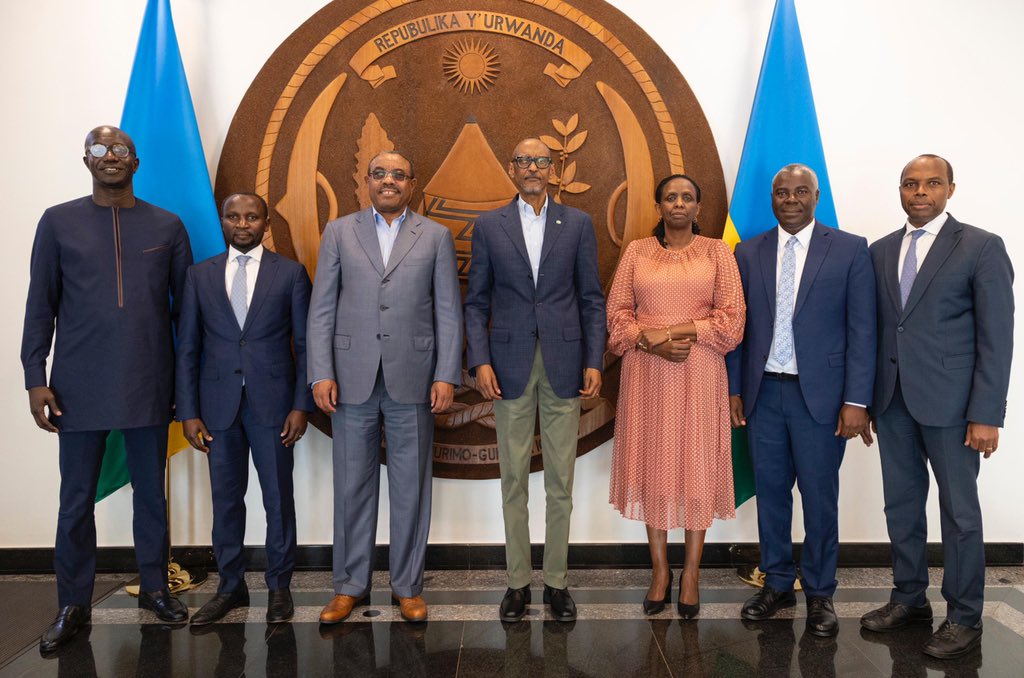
[22,126,192,651]
[727,164,876,637]
[176,193,313,625]
[860,155,1013,659]
[465,137,607,622]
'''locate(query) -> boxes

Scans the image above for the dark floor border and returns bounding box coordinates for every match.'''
[1,542,1020,574]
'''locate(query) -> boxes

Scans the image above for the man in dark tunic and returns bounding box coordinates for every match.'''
[22,126,193,652]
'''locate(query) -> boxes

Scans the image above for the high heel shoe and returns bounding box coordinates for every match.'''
[677,571,700,619]
[642,570,672,615]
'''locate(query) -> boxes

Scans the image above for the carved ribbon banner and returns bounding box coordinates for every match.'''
[349,11,593,87]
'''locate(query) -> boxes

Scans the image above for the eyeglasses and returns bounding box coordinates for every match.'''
[512,155,552,169]
[368,168,412,182]
[87,143,132,159]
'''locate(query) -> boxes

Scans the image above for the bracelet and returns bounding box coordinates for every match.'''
[666,328,672,341]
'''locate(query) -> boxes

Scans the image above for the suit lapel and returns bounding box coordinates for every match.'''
[757,228,778,320]
[209,253,237,331]
[242,251,279,334]
[383,212,423,278]
[901,215,962,319]
[793,224,831,319]
[497,199,531,267]
[881,230,903,313]
[355,209,385,277]
[539,199,565,268]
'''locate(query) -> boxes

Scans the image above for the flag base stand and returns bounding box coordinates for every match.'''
[737,565,803,591]
[125,560,208,596]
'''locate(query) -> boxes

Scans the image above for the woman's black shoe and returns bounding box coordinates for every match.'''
[677,571,700,619]
[642,570,672,615]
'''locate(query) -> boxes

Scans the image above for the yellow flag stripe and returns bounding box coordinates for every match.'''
[167,420,189,458]
[723,215,742,251]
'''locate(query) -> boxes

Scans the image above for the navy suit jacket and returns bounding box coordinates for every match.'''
[870,215,1014,427]
[464,198,607,400]
[727,223,876,425]
[175,249,314,431]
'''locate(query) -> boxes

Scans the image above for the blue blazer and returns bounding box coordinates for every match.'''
[727,223,876,425]
[464,198,607,400]
[175,249,314,430]
[870,215,1014,427]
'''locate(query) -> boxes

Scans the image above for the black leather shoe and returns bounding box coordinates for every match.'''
[741,586,796,621]
[266,588,294,624]
[190,586,249,626]
[139,589,188,623]
[543,585,577,622]
[860,601,933,632]
[642,571,672,616]
[922,620,983,659]
[806,596,839,637]
[499,586,531,622]
[40,605,90,653]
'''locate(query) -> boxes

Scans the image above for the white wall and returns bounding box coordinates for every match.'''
[2,1,1021,549]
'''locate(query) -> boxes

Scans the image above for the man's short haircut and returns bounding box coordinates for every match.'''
[903,154,954,184]
[773,163,819,191]
[367,150,416,179]
[221,192,269,218]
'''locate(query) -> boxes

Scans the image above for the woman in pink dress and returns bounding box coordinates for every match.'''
[607,174,745,618]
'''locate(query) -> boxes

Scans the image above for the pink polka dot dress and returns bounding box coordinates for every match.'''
[607,236,746,531]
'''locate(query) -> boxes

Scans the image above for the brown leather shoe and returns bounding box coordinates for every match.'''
[392,595,428,622]
[319,594,369,624]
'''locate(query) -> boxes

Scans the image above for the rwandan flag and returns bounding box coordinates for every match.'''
[725,0,838,506]
[96,0,224,501]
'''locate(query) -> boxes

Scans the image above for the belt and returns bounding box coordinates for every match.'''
[763,371,799,381]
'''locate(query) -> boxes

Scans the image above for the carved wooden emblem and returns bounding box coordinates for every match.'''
[216,0,726,479]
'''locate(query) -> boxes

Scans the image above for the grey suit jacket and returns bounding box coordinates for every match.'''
[307,208,463,405]
[870,214,1014,427]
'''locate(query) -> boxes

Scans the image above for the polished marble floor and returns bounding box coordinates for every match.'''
[2,567,1023,677]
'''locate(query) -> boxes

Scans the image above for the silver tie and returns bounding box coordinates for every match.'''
[230,255,250,329]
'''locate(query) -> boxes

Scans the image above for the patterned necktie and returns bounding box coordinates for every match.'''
[772,235,798,365]
[230,255,251,329]
[900,229,927,309]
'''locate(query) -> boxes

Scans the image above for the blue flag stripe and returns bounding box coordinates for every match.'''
[730,0,838,241]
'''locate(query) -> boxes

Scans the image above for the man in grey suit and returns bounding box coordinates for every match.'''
[307,151,462,624]
[861,155,1013,659]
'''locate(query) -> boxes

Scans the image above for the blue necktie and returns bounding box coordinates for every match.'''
[773,235,798,365]
[230,255,251,329]
[900,229,926,309]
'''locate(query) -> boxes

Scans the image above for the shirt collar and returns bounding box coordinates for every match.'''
[904,212,948,238]
[517,195,548,221]
[228,244,263,263]
[776,220,815,249]
[372,206,408,229]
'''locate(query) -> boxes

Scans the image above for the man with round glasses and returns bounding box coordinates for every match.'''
[465,137,607,622]
[308,151,462,624]
[22,126,193,651]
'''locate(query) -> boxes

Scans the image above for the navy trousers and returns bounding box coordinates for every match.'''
[747,376,846,598]
[56,425,169,607]
[207,390,296,593]
[331,366,434,599]
[875,382,984,626]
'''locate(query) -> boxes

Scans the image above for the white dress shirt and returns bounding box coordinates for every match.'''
[224,244,264,307]
[517,195,548,286]
[372,206,408,267]
[898,212,947,280]
[764,222,815,375]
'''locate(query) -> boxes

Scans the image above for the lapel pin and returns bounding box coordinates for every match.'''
[556,219,562,224]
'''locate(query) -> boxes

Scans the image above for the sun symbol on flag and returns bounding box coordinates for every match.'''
[442,39,500,94]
